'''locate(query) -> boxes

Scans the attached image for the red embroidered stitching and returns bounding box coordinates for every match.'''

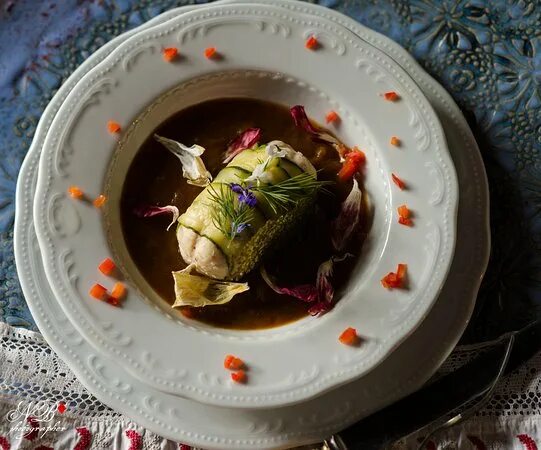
[0,436,10,450]
[74,427,91,450]
[467,435,488,450]
[517,434,538,450]
[125,430,142,450]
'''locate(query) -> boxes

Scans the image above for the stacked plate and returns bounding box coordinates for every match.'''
[14,2,490,449]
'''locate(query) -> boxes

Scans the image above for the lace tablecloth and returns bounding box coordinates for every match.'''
[1,0,540,448]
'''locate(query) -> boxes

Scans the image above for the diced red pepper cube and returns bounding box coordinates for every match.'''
[339,327,359,346]
[162,47,178,62]
[325,110,340,124]
[231,370,247,384]
[391,173,406,190]
[204,47,217,59]
[98,258,115,276]
[383,91,399,101]
[107,120,121,134]
[305,35,318,50]
[93,194,107,208]
[68,186,84,199]
[89,283,107,300]
[110,282,126,300]
[224,354,244,370]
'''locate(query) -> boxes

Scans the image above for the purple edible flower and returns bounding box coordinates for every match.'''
[230,183,257,207]
[133,204,180,231]
[231,222,250,236]
[223,128,262,163]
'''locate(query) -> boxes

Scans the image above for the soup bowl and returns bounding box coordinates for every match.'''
[33,3,458,408]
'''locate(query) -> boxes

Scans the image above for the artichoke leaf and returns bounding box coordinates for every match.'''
[172,267,249,308]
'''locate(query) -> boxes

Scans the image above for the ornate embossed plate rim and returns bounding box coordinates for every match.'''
[15,2,488,448]
[32,4,458,407]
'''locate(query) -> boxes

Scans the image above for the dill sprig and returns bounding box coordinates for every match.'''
[251,172,332,214]
[207,185,253,240]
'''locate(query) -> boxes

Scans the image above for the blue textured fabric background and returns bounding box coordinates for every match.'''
[1,0,540,343]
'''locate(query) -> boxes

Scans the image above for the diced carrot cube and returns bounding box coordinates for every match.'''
[106,295,121,307]
[391,173,406,190]
[89,283,107,300]
[305,35,318,50]
[107,120,121,134]
[339,327,359,346]
[396,264,407,281]
[162,47,179,62]
[68,186,84,199]
[231,370,247,384]
[390,136,401,146]
[383,91,400,101]
[325,110,340,124]
[224,354,244,370]
[93,194,107,208]
[397,204,411,219]
[110,282,126,300]
[98,257,116,276]
[204,47,217,59]
[398,216,413,226]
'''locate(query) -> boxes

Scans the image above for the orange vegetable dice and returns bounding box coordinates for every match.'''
[224,354,244,370]
[110,282,126,300]
[397,204,411,219]
[338,148,366,181]
[396,263,407,281]
[390,136,401,146]
[107,120,121,134]
[89,283,107,300]
[381,263,407,289]
[339,327,359,346]
[93,194,107,208]
[68,186,84,199]
[98,258,116,276]
[106,296,121,307]
[391,173,406,190]
[325,110,340,124]
[398,216,413,226]
[231,370,247,384]
[305,35,318,50]
[383,91,400,101]
[163,47,179,62]
[204,47,217,59]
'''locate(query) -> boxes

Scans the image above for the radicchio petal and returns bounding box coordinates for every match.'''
[133,204,180,231]
[307,254,354,316]
[260,267,319,302]
[290,105,341,148]
[223,128,261,163]
[331,178,363,251]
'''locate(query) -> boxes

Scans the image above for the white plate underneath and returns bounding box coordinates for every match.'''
[14,2,489,449]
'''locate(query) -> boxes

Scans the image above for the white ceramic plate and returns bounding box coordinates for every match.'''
[32,3,458,408]
[15,2,488,448]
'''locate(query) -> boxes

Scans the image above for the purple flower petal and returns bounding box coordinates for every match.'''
[331,179,363,251]
[133,204,180,231]
[223,128,261,163]
[230,183,244,194]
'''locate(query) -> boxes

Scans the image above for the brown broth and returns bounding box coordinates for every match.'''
[121,98,364,330]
